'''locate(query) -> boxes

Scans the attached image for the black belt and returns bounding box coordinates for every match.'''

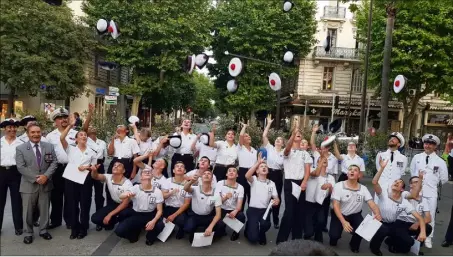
[0,165,16,170]
[174,153,193,156]
[268,168,282,172]
[215,163,231,168]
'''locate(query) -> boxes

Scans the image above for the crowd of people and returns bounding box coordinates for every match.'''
[1,109,452,256]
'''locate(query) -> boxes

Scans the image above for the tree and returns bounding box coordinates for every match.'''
[82,0,213,116]
[191,73,219,120]
[356,0,453,137]
[0,0,93,116]
[209,0,317,120]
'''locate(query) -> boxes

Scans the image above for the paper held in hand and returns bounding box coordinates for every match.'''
[223,216,244,233]
[157,219,175,242]
[355,214,382,242]
[262,200,275,220]
[192,232,214,247]
[291,182,302,200]
[62,163,89,185]
[410,240,421,255]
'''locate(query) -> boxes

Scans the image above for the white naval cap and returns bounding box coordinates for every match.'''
[389,132,405,148]
[320,135,336,148]
[50,107,69,121]
[422,134,440,146]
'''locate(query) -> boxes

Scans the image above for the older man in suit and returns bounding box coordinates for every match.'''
[15,123,57,244]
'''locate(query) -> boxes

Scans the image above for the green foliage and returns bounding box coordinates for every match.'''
[16,109,54,135]
[191,73,219,120]
[0,0,93,99]
[84,108,125,141]
[359,132,389,176]
[209,0,317,118]
[150,118,174,138]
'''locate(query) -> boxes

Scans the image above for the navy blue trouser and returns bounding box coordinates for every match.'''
[304,201,324,242]
[115,209,164,243]
[163,206,187,229]
[370,222,394,252]
[329,210,364,251]
[65,175,93,235]
[0,166,22,231]
[91,202,120,229]
[386,219,433,253]
[245,207,271,244]
[183,210,223,242]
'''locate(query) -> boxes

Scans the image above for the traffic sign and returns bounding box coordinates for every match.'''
[104,95,117,105]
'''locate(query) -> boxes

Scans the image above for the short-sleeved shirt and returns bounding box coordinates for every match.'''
[398,192,430,223]
[65,144,97,167]
[215,180,245,211]
[283,149,313,180]
[186,169,217,187]
[151,137,168,160]
[138,138,153,156]
[312,151,338,175]
[331,181,373,216]
[196,142,217,166]
[46,128,78,164]
[264,143,284,170]
[128,185,164,212]
[173,132,196,155]
[110,137,140,159]
[248,176,278,209]
[190,185,222,215]
[214,141,238,165]
[161,178,192,208]
[237,145,257,168]
[377,185,415,223]
[104,174,133,203]
[315,174,336,205]
[340,153,365,174]
[1,136,23,166]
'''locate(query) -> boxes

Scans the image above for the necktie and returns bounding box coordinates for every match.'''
[390,152,394,163]
[425,155,429,165]
[35,144,41,168]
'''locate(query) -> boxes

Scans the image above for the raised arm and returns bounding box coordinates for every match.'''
[333,141,343,160]
[310,124,319,153]
[107,135,116,156]
[131,124,141,145]
[91,162,106,181]
[60,114,76,151]
[284,127,298,156]
[81,103,94,132]
[262,114,273,147]
[238,122,248,146]
[245,153,264,183]
[372,158,388,195]
[183,176,197,193]
[208,124,216,148]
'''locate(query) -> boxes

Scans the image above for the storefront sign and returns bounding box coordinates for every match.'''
[333,108,361,116]
[95,88,106,95]
[104,95,117,105]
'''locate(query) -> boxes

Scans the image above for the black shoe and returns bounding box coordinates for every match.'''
[15,229,23,236]
[145,239,154,246]
[349,243,359,253]
[70,234,77,240]
[370,248,383,256]
[33,222,39,227]
[230,232,239,241]
[105,225,114,231]
[259,234,267,245]
[23,236,33,244]
[175,229,184,240]
[77,232,87,239]
[274,224,280,229]
[96,225,103,231]
[419,251,424,256]
[442,241,452,247]
[47,223,61,229]
[39,232,52,240]
[330,240,337,246]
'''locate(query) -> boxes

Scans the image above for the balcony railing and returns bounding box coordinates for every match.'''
[314,46,360,61]
[322,6,346,19]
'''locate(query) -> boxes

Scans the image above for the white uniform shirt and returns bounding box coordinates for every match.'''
[65,144,97,167]
[138,138,153,156]
[104,174,133,203]
[87,137,103,160]
[1,136,23,166]
[248,176,278,209]
[190,185,222,215]
[410,152,448,198]
[331,181,373,216]
[46,128,78,164]
[128,185,164,212]
[237,145,257,168]
[110,137,140,159]
[315,174,336,205]
[94,138,107,159]
[283,149,313,180]
[161,178,192,208]
[305,176,319,203]
[340,153,365,174]
[196,142,217,166]
[375,149,408,186]
[186,169,217,187]
[151,137,168,160]
[152,174,169,190]
[18,133,49,143]
[264,143,284,170]
[173,132,196,155]
[398,191,430,223]
[214,141,237,165]
[377,185,414,223]
[312,151,338,175]
[215,180,244,211]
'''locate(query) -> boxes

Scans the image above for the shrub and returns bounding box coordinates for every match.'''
[16,109,54,135]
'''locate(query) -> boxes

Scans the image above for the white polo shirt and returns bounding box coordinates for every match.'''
[283,149,313,180]
[138,138,153,156]
[312,151,338,175]
[190,185,222,215]
[0,136,23,166]
[46,128,78,164]
[128,185,164,212]
[173,132,195,155]
[214,141,238,166]
[340,153,365,174]
[264,143,284,170]
[248,176,278,209]
[377,185,414,223]
[315,174,336,205]
[186,169,217,187]
[109,137,140,159]
[398,192,430,223]
[161,178,192,208]
[410,152,448,198]
[376,149,408,186]
[104,174,133,204]
[237,145,257,168]
[151,137,168,160]
[215,180,244,211]
[331,181,373,216]
[196,142,217,165]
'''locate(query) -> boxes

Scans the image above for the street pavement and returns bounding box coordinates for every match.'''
[1,162,452,256]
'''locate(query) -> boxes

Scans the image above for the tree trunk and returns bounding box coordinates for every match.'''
[250,110,255,124]
[131,95,142,116]
[378,3,396,133]
[151,108,156,126]
[6,87,15,117]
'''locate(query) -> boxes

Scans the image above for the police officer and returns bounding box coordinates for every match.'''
[410,134,448,248]
[209,125,238,182]
[90,162,133,231]
[276,123,312,244]
[244,154,279,245]
[183,169,223,244]
[161,162,191,240]
[46,105,92,229]
[329,164,382,253]
[116,170,165,245]
[170,119,196,174]
[370,159,427,256]
[262,114,284,229]
[0,118,23,235]
[60,115,98,239]
[237,122,257,212]
[215,166,246,241]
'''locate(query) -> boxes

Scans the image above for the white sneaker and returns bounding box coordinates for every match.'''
[425,238,432,248]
